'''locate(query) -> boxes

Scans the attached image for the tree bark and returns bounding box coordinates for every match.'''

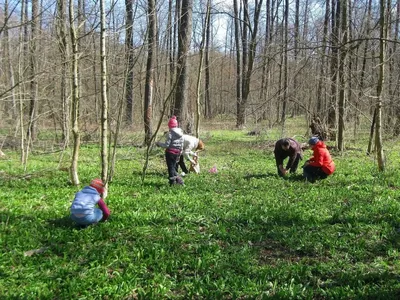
[69,0,81,185]
[374,0,387,171]
[173,0,193,125]
[144,0,156,145]
[125,0,134,125]
[100,0,109,183]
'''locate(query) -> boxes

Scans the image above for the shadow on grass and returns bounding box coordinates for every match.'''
[47,216,80,229]
[244,172,277,180]
[244,172,306,182]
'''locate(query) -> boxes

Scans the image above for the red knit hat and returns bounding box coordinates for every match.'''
[90,178,104,194]
[168,116,178,129]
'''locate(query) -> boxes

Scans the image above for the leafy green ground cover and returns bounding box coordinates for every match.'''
[1,123,400,299]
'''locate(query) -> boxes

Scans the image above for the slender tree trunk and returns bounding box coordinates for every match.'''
[18,0,26,165]
[56,0,70,148]
[100,0,109,183]
[337,0,348,151]
[204,0,212,119]
[280,0,289,134]
[317,0,330,115]
[328,0,340,138]
[144,0,156,145]
[356,0,372,139]
[27,0,38,149]
[4,0,17,120]
[394,0,400,136]
[374,0,387,171]
[233,0,242,127]
[125,0,134,125]
[69,0,81,185]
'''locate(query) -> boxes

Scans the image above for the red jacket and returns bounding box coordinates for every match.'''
[309,141,335,175]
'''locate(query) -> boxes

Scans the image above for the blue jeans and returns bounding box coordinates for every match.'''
[71,208,103,225]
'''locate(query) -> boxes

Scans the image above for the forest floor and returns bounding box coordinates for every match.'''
[1,118,400,299]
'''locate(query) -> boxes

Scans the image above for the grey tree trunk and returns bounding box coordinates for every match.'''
[173,0,193,124]
[125,0,134,125]
[56,0,70,148]
[280,0,289,134]
[69,0,81,185]
[374,0,387,171]
[4,0,17,120]
[328,0,340,138]
[204,0,212,120]
[144,0,156,145]
[100,0,109,183]
[337,0,348,152]
[27,0,38,148]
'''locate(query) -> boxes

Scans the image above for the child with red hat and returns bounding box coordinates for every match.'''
[156,116,185,185]
[70,178,110,226]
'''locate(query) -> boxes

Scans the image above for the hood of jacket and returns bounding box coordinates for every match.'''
[171,127,183,138]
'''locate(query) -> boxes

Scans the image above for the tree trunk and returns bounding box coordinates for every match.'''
[337,0,348,152]
[27,0,38,146]
[4,0,17,120]
[233,0,243,127]
[69,0,81,185]
[316,0,330,115]
[173,0,193,125]
[374,0,387,171]
[125,0,134,125]
[204,0,212,120]
[56,0,70,148]
[328,0,340,137]
[100,0,109,183]
[18,0,27,165]
[280,0,289,135]
[144,0,156,145]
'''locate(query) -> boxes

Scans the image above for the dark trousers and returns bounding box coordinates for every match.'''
[276,153,302,177]
[176,155,189,174]
[303,165,328,183]
[166,151,180,185]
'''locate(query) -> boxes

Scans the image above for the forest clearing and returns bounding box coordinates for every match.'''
[1,117,400,299]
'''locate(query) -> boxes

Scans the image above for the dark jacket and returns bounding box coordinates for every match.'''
[274,138,302,168]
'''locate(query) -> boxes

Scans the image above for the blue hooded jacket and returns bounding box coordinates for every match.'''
[70,186,101,215]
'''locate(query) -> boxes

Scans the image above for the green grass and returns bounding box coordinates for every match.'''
[1,124,400,299]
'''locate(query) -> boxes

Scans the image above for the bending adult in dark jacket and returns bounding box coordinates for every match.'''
[274,138,303,177]
[303,137,335,183]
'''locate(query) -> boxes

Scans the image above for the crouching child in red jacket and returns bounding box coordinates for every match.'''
[303,137,335,183]
[70,178,110,226]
